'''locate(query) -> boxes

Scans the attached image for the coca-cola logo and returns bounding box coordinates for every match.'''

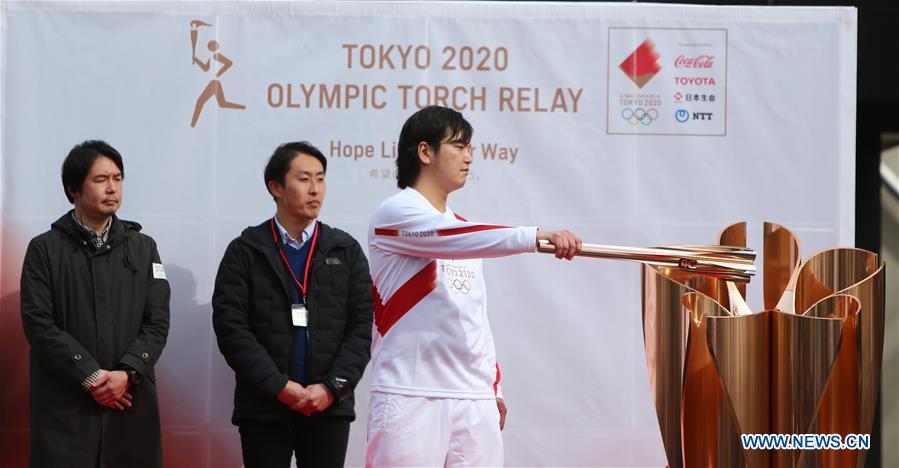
[674,55,714,68]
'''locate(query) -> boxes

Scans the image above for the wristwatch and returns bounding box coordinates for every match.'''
[323,376,352,402]
[123,367,143,386]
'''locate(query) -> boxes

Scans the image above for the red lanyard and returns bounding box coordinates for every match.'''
[270,218,319,300]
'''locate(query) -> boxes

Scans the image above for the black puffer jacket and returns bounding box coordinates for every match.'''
[212,219,373,425]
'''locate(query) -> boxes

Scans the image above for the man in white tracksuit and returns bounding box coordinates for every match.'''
[366,105,581,467]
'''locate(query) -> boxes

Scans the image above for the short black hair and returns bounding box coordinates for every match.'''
[61,140,124,204]
[396,106,473,189]
[264,141,327,201]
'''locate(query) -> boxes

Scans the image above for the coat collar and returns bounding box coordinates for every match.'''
[51,210,141,244]
[237,219,356,302]
[238,218,353,256]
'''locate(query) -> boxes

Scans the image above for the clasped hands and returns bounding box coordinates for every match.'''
[277,380,334,416]
[89,370,132,411]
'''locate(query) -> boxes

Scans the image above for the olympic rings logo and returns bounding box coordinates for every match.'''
[448,279,472,295]
[621,107,658,126]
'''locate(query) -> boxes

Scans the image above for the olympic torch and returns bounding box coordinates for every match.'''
[537,240,756,282]
[190,20,212,65]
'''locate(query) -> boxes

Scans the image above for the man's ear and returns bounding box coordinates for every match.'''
[267,180,284,201]
[417,142,433,166]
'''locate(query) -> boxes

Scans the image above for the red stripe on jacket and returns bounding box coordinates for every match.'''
[374,224,510,238]
[373,261,438,336]
[374,228,399,236]
[436,224,510,236]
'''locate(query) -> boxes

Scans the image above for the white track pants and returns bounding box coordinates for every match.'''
[366,392,503,467]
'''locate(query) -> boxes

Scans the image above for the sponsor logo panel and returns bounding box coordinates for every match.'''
[607,28,727,136]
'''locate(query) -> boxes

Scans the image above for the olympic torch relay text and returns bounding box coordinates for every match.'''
[266,42,583,113]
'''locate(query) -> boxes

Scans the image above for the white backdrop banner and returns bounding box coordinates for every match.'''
[0,2,856,467]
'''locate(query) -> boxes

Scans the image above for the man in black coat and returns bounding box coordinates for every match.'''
[20,140,171,468]
[212,141,373,468]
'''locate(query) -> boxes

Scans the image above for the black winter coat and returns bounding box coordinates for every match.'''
[20,212,170,468]
[212,220,373,425]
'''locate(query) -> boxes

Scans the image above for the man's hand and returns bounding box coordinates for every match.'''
[90,370,132,410]
[537,229,582,260]
[497,398,507,430]
[277,380,306,408]
[292,383,335,416]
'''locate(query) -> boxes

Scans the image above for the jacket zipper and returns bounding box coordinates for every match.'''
[304,258,314,384]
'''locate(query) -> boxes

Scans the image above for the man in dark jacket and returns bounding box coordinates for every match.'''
[20,140,171,468]
[212,141,373,468]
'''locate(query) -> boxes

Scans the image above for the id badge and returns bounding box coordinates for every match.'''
[291,303,308,327]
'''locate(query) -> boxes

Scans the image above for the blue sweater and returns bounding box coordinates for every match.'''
[282,242,310,383]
